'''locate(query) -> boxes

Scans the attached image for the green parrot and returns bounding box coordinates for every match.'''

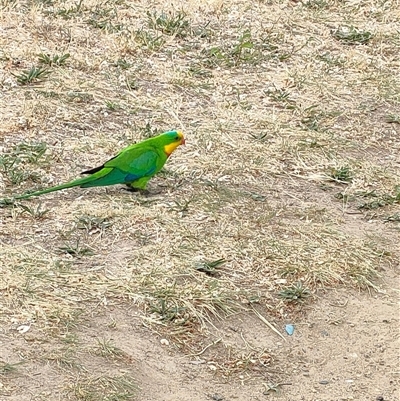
[3,130,185,201]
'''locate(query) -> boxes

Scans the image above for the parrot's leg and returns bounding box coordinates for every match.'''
[122,176,152,194]
[122,186,151,196]
[123,186,141,192]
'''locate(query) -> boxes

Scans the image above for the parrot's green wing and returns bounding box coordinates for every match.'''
[80,147,164,188]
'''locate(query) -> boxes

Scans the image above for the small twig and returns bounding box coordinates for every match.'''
[240,332,258,351]
[184,338,222,358]
[263,382,292,394]
[329,299,348,308]
[253,308,286,342]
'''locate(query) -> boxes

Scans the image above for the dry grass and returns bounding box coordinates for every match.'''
[0,0,399,397]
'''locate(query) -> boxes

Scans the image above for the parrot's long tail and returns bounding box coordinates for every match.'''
[3,165,130,201]
[10,175,98,200]
[2,165,134,202]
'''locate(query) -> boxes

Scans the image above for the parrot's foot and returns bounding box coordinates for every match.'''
[122,186,151,196]
[123,186,141,193]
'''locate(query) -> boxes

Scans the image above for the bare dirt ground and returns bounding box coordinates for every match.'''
[0,0,399,400]
[1,257,398,401]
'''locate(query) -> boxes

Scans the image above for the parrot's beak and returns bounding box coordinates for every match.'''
[177,131,185,145]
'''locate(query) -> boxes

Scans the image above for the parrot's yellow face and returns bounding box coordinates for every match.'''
[164,131,185,156]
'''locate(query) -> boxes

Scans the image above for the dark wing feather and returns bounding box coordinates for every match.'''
[81,155,119,175]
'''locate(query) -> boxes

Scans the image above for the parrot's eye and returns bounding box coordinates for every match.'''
[175,136,179,140]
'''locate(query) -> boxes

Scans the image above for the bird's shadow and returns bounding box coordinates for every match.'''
[120,186,165,197]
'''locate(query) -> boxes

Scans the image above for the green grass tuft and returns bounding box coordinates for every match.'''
[12,66,51,85]
[332,25,373,44]
[279,282,311,303]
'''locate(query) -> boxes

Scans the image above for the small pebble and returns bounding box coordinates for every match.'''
[285,324,295,336]
[319,380,329,385]
[210,394,224,401]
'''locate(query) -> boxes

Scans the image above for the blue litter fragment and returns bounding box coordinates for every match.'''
[285,324,295,336]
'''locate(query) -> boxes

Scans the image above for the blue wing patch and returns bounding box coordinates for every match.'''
[124,173,141,182]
